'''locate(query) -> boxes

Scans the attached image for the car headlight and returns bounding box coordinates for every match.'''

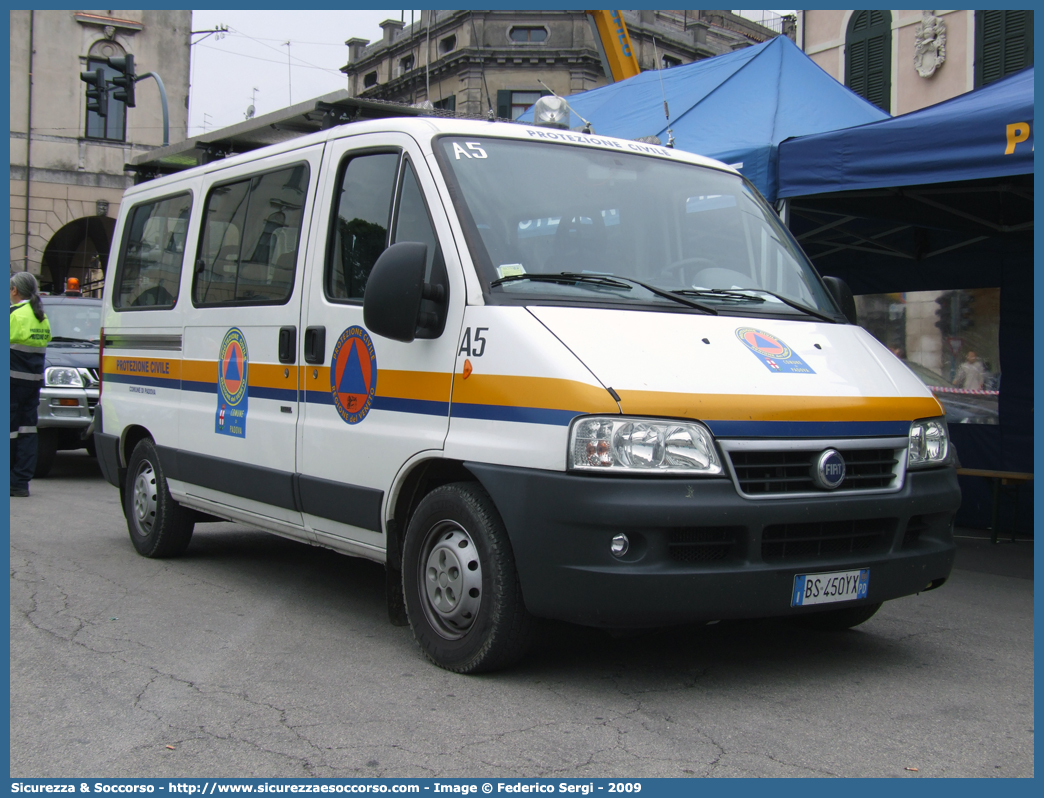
[908,417,950,468]
[569,416,722,475]
[45,367,85,387]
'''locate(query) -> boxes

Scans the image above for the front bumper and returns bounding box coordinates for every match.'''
[466,463,960,628]
[37,386,98,430]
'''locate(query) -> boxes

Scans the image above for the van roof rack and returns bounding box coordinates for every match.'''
[125,90,480,183]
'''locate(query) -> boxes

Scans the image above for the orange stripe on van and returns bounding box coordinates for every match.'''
[453,374,618,413]
[103,355,182,380]
[616,391,944,422]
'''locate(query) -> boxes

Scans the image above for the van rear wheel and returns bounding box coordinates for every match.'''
[402,483,532,673]
[124,438,194,558]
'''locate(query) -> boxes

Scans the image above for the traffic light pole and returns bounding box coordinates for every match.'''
[136,71,169,146]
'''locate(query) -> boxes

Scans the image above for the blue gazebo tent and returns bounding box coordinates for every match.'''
[776,68,1034,531]
[778,66,1034,196]
[517,34,889,202]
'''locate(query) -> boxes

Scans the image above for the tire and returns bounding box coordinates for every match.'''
[402,482,533,673]
[124,438,194,558]
[85,435,97,458]
[33,429,58,478]
[791,601,883,631]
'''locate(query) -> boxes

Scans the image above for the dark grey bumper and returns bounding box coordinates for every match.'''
[466,463,960,628]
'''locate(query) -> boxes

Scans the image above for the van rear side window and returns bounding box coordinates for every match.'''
[114,192,191,309]
[193,163,309,306]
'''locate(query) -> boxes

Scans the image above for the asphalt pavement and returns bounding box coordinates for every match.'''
[9,452,1035,778]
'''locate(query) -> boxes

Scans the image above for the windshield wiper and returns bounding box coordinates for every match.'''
[49,336,98,343]
[490,272,633,290]
[490,272,718,315]
[730,289,840,323]
[673,288,766,303]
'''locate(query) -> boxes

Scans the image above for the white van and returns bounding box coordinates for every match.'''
[96,114,960,673]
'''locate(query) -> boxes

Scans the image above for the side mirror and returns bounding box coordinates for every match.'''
[363,242,448,342]
[822,276,858,325]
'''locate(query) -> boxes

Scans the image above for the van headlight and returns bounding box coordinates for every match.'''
[908,418,950,468]
[45,367,85,387]
[569,416,722,475]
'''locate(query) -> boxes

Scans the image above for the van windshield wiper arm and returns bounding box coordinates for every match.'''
[672,288,766,303]
[490,272,718,314]
[731,289,839,323]
[490,272,633,290]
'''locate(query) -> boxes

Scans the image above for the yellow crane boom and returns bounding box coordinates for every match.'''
[585,10,642,82]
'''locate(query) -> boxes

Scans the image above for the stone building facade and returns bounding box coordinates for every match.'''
[340,10,782,119]
[797,10,1033,115]
[10,10,191,293]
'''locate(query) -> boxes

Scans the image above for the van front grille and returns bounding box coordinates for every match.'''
[762,518,894,561]
[728,448,899,495]
[668,526,741,562]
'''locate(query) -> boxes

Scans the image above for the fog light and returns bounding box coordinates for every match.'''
[610,534,630,557]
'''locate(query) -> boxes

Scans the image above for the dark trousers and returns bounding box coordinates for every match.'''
[11,378,40,490]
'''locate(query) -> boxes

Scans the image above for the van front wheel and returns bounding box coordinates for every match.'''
[402,483,532,673]
[124,438,194,558]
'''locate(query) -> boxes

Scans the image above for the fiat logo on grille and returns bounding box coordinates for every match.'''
[813,449,847,490]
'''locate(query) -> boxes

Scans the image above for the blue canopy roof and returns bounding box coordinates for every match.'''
[517,35,889,202]
[778,66,1035,198]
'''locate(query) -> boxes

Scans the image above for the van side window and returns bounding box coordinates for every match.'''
[393,160,440,277]
[114,192,191,309]
[193,163,309,306]
[326,152,399,300]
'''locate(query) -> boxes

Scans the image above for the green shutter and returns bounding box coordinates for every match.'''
[976,11,1034,87]
[496,90,511,120]
[846,10,891,112]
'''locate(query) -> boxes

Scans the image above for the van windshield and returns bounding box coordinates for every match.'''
[434,136,839,319]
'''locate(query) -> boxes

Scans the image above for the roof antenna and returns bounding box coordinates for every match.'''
[536,78,594,133]
[467,12,496,119]
[652,37,675,147]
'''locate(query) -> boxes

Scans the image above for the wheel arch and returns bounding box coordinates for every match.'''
[121,424,154,468]
[387,457,477,572]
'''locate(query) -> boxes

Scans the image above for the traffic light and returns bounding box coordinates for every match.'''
[955,291,975,331]
[108,54,136,108]
[934,291,953,334]
[80,67,108,118]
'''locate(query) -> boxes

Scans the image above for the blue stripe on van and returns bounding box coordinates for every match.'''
[450,403,580,427]
[180,379,214,393]
[705,419,911,438]
[251,385,299,403]
[104,373,181,390]
[372,396,450,417]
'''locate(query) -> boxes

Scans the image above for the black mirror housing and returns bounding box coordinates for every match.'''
[363,242,448,342]
[822,276,858,325]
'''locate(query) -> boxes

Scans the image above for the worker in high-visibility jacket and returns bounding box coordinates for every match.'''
[10,271,51,497]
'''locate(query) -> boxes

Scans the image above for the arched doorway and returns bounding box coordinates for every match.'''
[39,215,115,295]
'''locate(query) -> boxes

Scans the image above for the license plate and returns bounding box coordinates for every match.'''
[792,568,869,607]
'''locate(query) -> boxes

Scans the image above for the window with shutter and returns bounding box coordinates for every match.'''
[976,10,1034,87]
[845,10,891,112]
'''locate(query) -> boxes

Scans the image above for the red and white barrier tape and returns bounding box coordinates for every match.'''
[928,386,999,396]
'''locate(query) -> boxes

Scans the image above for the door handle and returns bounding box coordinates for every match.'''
[278,326,297,364]
[304,326,326,365]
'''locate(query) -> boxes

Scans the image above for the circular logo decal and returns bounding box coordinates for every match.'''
[330,326,377,425]
[218,328,248,406]
[813,449,847,490]
[736,327,792,359]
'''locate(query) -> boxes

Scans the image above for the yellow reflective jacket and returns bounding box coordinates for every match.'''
[10,300,52,380]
